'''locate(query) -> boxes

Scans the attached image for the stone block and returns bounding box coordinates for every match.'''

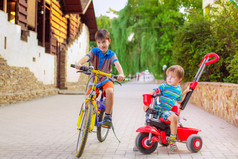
[181,82,238,127]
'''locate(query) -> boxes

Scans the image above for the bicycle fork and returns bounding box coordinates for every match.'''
[76,99,97,131]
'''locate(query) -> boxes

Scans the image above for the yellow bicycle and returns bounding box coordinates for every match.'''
[71,65,121,158]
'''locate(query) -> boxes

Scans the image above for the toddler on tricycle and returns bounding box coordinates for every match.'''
[135,53,219,154]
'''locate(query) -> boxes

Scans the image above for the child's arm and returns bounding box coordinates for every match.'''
[114,61,125,81]
[75,56,89,70]
[177,86,192,104]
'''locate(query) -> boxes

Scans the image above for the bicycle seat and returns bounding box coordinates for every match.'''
[159,105,180,124]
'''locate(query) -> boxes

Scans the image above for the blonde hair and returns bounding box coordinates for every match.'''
[166,65,184,79]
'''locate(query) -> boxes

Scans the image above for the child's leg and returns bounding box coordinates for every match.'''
[104,87,114,114]
[102,81,114,127]
[103,81,114,114]
[167,113,178,152]
[167,114,178,136]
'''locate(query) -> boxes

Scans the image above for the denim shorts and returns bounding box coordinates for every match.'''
[154,108,175,121]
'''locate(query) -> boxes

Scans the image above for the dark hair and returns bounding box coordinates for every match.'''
[166,65,184,79]
[95,29,110,40]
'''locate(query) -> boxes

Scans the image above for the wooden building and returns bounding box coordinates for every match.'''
[0,0,97,90]
[0,0,97,106]
[0,0,97,55]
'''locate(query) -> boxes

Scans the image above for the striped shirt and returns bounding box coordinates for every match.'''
[87,48,118,83]
[153,83,182,111]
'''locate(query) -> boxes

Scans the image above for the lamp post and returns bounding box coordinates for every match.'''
[163,65,167,81]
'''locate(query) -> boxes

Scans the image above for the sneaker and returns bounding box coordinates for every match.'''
[169,139,178,152]
[102,116,112,128]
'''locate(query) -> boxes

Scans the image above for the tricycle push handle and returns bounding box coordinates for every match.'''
[199,53,219,67]
[180,90,193,110]
[182,53,219,110]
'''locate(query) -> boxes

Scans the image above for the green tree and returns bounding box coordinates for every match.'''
[111,0,185,77]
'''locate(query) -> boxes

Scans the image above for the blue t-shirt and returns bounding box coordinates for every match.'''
[153,83,182,111]
[87,48,118,83]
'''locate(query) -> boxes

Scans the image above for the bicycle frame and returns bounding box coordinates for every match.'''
[76,69,114,131]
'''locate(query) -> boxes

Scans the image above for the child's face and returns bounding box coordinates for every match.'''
[96,38,111,53]
[166,71,182,86]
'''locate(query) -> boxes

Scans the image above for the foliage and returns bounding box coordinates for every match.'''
[110,0,186,77]
[89,0,238,84]
[216,2,238,83]
[173,1,238,83]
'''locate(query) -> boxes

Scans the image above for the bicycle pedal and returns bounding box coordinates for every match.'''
[102,125,111,129]
[91,130,97,133]
[98,122,110,128]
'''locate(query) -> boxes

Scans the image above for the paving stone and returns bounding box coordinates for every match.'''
[0,82,238,159]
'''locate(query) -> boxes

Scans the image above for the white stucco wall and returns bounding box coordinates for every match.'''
[66,24,89,82]
[0,10,55,85]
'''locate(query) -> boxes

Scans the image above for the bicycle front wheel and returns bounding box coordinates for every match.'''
[75,102,93,158]
[97,108,109,142]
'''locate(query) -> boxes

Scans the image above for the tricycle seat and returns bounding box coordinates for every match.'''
[159,105,180,124]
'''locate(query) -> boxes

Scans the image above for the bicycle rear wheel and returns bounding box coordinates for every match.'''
[97,108,109,142]
[75,102,93,158]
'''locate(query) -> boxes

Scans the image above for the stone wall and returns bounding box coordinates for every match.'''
[0,55,58,106]
[180,82,238,127]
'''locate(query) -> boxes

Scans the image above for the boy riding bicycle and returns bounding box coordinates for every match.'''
[75,29,125,128]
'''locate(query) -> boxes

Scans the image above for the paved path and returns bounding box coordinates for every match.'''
[0,82,238,159]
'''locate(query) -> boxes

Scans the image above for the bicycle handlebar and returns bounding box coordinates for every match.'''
[70,64,118,80]
[70,64,88,71]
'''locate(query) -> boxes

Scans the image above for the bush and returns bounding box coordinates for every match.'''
[173,2,238,83]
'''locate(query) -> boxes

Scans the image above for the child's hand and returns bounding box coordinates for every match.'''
[143,105,148,112]
[184,86,192,94]
[117,74,125,81]
[75,63,82,70]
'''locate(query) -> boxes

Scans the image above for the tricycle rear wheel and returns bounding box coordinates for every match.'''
[135,133,158,154]
[186,134,203,153]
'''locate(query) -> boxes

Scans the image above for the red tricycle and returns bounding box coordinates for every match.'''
[135,53,219,154]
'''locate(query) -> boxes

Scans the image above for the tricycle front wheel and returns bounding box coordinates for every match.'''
[186,134,203,153]
[135,133,158,154]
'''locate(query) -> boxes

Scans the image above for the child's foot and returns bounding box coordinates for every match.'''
[102,116,112,128]
[169,135,178,152]
[169,140,178,152]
